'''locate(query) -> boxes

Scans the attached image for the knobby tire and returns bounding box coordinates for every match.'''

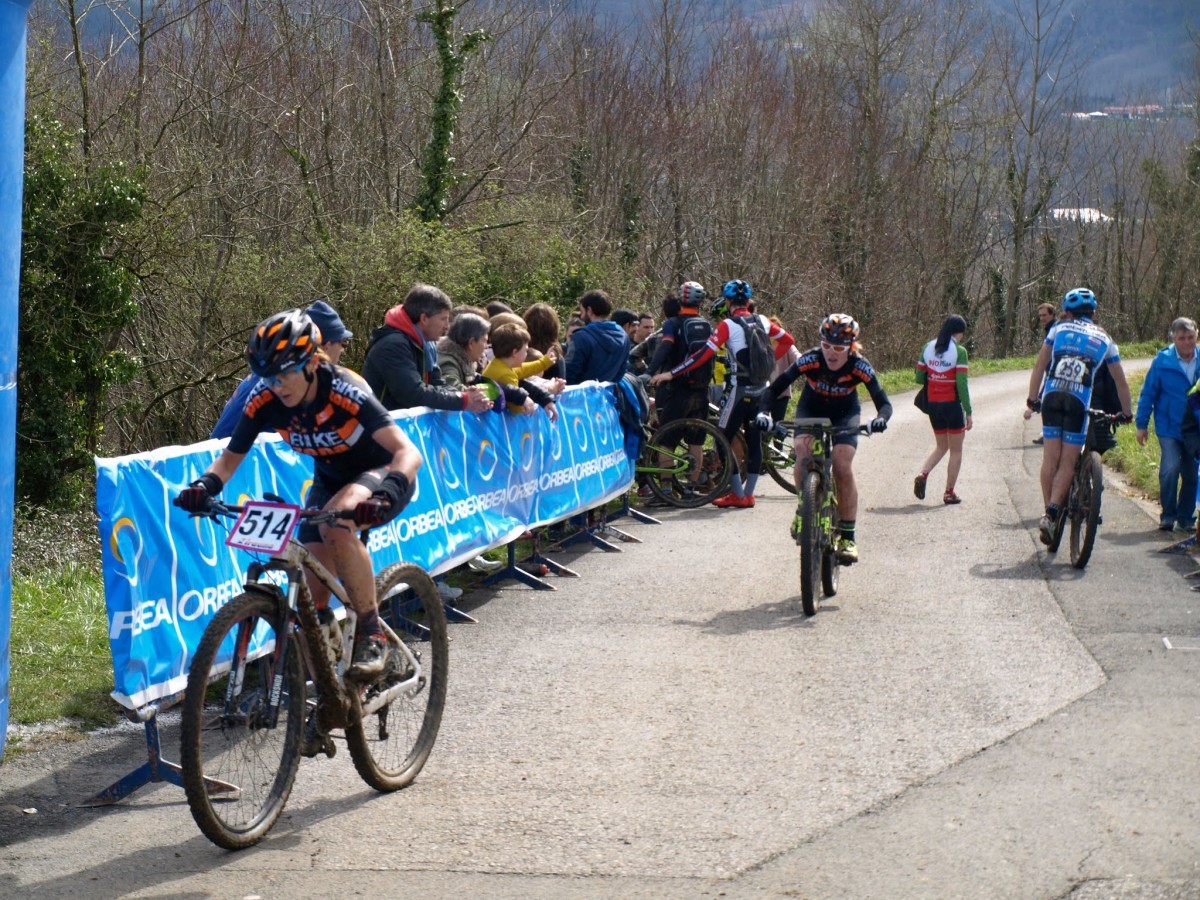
[347,563,449,791]
[763,433,798,495]
[799,470,823,616]
[1069,451,1104,569]
[179,589,304,851]
[643,417,734,508]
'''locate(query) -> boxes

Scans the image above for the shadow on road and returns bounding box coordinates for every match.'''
[674,597,833,636]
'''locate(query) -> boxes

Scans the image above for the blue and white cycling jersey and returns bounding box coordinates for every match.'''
[1042,318,1120,404]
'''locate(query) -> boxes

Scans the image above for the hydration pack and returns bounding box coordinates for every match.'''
[734,314,775,386]
[676,315,714,388]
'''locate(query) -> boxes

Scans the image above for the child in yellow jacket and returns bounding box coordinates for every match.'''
[482,323,559,421]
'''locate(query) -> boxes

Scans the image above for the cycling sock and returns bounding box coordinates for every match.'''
[729,471,745,497]
[839,520,856,542]
[743,473,759,495]
[356,607,382,640]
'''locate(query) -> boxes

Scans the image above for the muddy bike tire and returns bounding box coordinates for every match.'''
[1069,451,1104,569]
[642,417,735,508]
[180,589,304,851]
[821,486,840,598]
[347,563,449,792]
[799,470,823,616]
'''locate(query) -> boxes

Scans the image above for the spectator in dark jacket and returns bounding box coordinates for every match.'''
[565,289,632,385]
[362,283,492,414]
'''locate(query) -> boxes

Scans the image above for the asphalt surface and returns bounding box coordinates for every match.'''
[2,369,1198,899]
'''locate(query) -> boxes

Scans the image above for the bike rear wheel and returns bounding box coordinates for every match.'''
[799,470,823,616]
[180,589,304,850]
[347,563,449,792]
[1069,451,1104,569]
[642,417,734,508]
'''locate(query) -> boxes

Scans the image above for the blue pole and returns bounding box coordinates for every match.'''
[0,0,34,761]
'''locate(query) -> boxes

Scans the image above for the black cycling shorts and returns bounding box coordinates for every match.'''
[657,383,711,441]
[1041,391,1089,446]
[298,467,388,544]
[927,400,965,434]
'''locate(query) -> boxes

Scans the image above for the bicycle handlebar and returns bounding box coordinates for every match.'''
[173,494,357,527]
[786,419,874,438]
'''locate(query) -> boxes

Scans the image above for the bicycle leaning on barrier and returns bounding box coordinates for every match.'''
[635,414,736,508]
[174,494,448,850]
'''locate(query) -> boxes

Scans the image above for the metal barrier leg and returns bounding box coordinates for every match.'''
[80,712,235,807]
[482,541,555,591]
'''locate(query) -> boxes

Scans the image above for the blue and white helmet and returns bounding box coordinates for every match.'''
[1062,287,1097,314]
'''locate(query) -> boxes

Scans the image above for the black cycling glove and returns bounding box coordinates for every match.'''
[354,471,413,528]
[869,417,888,434]
[175,472,224,515]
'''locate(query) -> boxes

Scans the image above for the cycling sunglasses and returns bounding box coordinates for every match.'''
[820,340,851,353]
[264,361,308,388]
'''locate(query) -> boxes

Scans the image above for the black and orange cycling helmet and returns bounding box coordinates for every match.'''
[819,313,859,346]
[246,309,322,378]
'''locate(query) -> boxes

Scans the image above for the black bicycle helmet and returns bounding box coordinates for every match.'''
[679,281,706,309]
[246,309,321,378]
[819,313,860,346]
[1062,287,1097,314]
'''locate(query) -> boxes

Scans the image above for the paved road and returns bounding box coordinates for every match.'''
[2,370,1199,899]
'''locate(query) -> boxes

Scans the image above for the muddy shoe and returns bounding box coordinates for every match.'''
[913,473,927,500]
[348,634,392,681]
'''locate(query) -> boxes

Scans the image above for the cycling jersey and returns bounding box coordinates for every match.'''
[766,347,892,422]
[228,363,395,485]
[1040,317,1120,407]
[668,308,793,391]
[918,339,972,414]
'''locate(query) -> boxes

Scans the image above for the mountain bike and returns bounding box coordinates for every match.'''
[175,495,448,850]
[791,418,873,616]
[637,416,736,507]
[1043,409,1124,569]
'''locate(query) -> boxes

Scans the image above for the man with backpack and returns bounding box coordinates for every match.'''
[650,279,794,508]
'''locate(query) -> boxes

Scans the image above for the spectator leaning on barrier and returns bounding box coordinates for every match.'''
[482,323,559,421]
[362,284,493,601]
[437,312,490,389]
[524,302,566,380]
[362,283,493,415]
[565,289,632,384]
[210,299,353,440]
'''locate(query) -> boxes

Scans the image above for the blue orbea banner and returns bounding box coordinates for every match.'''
[96,384,633,711]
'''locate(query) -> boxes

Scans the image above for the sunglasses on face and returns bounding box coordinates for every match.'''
[820,341,850,353]
[264,361,306,388]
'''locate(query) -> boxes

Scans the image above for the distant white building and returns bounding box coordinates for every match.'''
[1051,208,1112,225]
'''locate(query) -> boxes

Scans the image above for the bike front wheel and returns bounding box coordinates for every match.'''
[347,563,449,792]
[798,470,823,616]
[180,589,304,850]
[642,417,734,508]
[1069,451,1104,569]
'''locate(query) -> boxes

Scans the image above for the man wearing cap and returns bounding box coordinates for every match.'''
[209,299,354,440]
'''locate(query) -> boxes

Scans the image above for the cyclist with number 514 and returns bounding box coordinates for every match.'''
[1026,288,1133,547]
[177,308,424,681]
[756,314,892,564]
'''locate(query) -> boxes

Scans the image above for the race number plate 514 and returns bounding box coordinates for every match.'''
[226,501,301,555]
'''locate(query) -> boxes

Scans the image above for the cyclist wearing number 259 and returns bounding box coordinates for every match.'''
[176,308,424,681]
[756,314,892,564]
[1027,288,1132,546]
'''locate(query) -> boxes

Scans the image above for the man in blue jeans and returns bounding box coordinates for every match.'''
[1136,316,1200,532]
